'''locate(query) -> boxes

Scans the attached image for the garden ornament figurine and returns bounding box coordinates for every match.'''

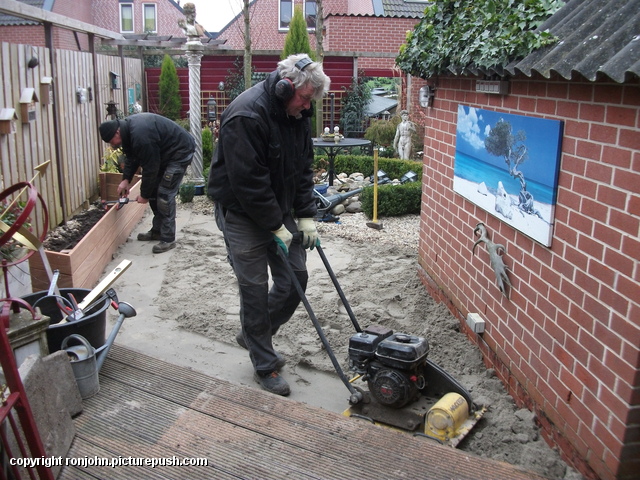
[178,3,205,40]
[393,110,416,160]
[472,222,512,299]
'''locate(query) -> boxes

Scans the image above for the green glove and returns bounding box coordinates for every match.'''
[272,224,293,255]
[298,218,320,250]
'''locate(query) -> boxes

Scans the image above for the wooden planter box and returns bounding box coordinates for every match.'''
[28,176,146,292]
[99,172,124,201]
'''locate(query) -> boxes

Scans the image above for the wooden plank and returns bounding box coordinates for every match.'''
[92,345,550,480]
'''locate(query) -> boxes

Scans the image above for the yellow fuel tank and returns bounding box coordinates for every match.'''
[425,392,470,442]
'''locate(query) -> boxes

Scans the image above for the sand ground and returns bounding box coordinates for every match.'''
[101,198,578,480]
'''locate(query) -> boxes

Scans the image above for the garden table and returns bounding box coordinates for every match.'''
[312,138,372,187]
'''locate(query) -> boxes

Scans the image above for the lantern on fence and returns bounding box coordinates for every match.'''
[207,96,217,122]
[105,100,118,119]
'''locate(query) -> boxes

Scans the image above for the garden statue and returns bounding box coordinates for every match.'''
[178,3,205,40]
[393,110,416,160]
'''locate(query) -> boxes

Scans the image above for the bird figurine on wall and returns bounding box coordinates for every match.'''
[472,222,512,299]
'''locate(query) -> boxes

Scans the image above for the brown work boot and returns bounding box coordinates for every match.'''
[254,371,290,396]
[152,241,176,254]
[137,230,161,241]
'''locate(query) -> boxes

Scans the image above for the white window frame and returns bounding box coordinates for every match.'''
[120,3,134,33]
[142,3,157,33]
[304,0,316,31]
[279,0,293,31]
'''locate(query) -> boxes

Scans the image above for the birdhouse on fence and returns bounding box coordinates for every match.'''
[20,88,39,123]
[40,77,53,105]
[0,108,18,134]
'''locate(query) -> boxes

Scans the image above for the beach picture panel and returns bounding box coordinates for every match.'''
[453,105,564,247]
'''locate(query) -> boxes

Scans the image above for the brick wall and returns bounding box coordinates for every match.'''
[415,74,640,480]
[1,0,185,50]
[93,0,184,37]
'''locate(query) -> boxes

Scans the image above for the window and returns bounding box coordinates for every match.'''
[279,0,292,30]
[305,1,316,30]
[120,3,134,33]
[143,3,157,33]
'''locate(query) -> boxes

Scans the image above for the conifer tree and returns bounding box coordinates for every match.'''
[158,54,182,120]
[281,6,313,59]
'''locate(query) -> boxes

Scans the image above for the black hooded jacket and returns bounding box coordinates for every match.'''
[119,113,195,200]
[207,71,317,232]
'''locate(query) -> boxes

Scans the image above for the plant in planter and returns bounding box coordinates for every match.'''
[99,147,126,201]
[100,146,125,174]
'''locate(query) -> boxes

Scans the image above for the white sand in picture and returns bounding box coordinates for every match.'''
[453,176,554,246]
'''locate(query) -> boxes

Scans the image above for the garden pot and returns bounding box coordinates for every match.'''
[21,287,109,353]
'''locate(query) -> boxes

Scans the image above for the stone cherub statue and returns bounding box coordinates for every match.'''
[393,110,416,160]
[178,3,205,39]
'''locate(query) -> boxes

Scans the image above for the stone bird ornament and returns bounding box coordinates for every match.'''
[472,223,512,299]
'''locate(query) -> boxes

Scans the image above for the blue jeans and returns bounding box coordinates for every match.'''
[216,205,308,374]
[150,159,191,242]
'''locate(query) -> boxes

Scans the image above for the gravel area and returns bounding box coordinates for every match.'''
[182,195,420,251]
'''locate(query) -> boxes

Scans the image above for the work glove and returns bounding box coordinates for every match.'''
[272,225,293,255]
[298,218,320,250]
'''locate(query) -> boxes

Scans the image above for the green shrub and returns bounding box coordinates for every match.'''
[360,182,422,218]
[364,116,400,148]
[202,127,214,171]
[179,182,196,203]
[158,54,182,120]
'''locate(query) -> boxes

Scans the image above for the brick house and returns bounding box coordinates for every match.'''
[0,0,189,50]
[214,0,425,78]
[408,1,640,479]
[145,0,430,127]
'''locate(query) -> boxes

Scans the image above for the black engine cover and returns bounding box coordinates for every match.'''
[368,368,418,408]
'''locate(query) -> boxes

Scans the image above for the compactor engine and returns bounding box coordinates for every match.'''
[348,325,428,409]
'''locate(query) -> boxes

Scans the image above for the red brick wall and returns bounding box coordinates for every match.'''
[415,74,640,480]
[218,0,417,74]
[93,0,184,37]
[1,0,184,50]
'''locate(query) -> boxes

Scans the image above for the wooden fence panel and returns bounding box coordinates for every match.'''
[0,42,58,239]
[0,41,143,238]
[55,49,99,216]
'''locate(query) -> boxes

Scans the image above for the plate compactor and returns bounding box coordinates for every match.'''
[281,238,486,447]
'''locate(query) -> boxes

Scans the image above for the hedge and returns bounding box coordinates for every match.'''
[312,154,423,218]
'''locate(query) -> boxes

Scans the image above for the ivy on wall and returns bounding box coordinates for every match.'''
[396,0,564,79]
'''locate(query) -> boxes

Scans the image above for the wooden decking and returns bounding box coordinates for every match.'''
[59,344,549,480]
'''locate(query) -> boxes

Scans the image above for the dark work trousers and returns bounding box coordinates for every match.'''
[150,157,192,243]
[215,204,308,374]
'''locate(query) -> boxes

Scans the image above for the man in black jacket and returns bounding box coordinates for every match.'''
[208,54,330,396]
[99,113,195,254]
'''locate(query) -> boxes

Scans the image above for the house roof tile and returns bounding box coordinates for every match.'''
[506,0,640,82]
[380,0,428,18]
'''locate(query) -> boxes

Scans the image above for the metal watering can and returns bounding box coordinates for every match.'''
[62,301,136,399]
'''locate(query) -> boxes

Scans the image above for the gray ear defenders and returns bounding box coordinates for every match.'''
[275,57,313,101]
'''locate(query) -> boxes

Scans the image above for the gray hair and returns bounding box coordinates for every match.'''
[277,53,331,101]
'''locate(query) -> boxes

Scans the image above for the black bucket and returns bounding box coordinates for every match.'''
[21,288,109,353]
